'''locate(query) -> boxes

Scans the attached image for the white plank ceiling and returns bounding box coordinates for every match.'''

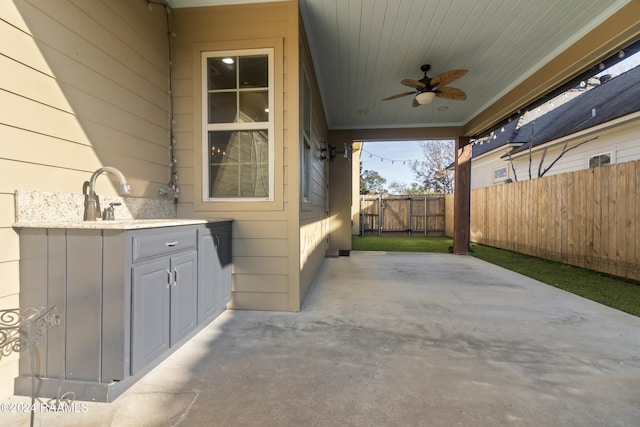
[170,0,632,133]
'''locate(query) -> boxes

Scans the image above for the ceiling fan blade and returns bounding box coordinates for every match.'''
[382,91,415,101]
[435,86,467,101]
[430,69,468,87]
[412,97,420,108]
[401,79,426,89]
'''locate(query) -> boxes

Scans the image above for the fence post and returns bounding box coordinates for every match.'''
[378,194,382,237]
[424,196,427,236]
[359,196,364,236]
[453,136,472,254]
[407,196,412,237]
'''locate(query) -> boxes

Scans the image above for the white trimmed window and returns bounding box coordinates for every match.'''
[588,152,611,168]
[301,71,312,202]
[201,49,274,201]
[494,166,508,182]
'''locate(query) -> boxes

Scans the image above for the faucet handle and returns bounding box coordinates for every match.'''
[103,202,121,221]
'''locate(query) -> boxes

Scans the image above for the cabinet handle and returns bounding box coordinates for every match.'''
[165,241,178,247]
[173,268,178,286]
[167,269,172,288]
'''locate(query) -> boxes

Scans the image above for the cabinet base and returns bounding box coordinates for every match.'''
[14,375,134,403]
[14,307,227,403]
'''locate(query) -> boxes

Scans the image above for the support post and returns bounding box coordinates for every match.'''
[453,136,471,254]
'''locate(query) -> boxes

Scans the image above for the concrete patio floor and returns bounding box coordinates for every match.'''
[5,251,640,426]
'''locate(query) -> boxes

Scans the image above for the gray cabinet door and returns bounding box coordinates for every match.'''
[131,258,170,374]
[170,251,198,345]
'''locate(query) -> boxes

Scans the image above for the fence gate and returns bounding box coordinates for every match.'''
[360,195,445,236]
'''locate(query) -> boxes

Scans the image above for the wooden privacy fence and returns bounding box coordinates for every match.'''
[360,195,445,236]
[445,159,639,281]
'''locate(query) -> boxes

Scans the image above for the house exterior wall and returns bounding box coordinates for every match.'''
[298,15,329,305]
[0,0,171,399]
[172,1,321,312]
[472,114,640,189]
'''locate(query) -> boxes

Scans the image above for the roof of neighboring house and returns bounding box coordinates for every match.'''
[471,65,640,158]
[472,88,585,157]
[510,65,640,155]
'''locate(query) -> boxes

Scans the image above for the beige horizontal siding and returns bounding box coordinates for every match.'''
[0,54,71,112]
[0,262,20,298]
[233,238,288,257]
[233,256,288,276]
[233,274,289,293]
[0,194,16,224]
[0,90,88,143]
[24,0,168,95]
[0,0,173,400]
[231,221,288,239]
[0,19,53,74]
[0,229,19,262]
[0,160,87,194]
[230,292,289,311]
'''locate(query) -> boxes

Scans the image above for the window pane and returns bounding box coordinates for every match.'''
[239,91,269,122]
[303,77,311,138]
[239,56,268,88]
[209,130,269,198]
[589,154,611,168]
[302,139,310,200]
[494,167,507,180]
[208,92,237,123]
[207,57,236,90]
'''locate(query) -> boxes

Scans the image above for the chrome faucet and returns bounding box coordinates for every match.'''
[84,167,131,221]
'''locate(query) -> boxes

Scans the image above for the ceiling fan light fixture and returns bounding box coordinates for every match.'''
[415,91,436,105]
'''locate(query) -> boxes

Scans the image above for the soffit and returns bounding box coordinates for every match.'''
[168,0,636,137]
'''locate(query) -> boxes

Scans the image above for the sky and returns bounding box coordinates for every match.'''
[360,140,441,187]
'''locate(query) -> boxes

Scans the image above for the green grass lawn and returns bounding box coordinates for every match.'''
[351,236,453,253]
[352,235,640,317]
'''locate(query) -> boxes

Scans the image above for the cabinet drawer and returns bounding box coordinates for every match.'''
[132,228,196,262]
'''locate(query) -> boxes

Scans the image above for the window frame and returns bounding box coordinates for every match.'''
[201,48,275,202]
[587,152,612,169]
[301,69,312,203]
[493,165,509,182]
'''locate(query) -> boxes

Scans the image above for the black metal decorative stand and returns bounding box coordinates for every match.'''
[0,307,60,427]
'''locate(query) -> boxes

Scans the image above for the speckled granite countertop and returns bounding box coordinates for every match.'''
[13,190,231,230]
[13,218,231,230]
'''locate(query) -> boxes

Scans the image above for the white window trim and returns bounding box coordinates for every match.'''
[493,165,508,182]
[301,68,312,204]
[201,48,275,202]
[587,151,613,168]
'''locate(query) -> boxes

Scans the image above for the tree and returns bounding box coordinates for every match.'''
[410,140,455,194]
[387,181,429,195]
[360,168,387,194]
[506,134,599,182]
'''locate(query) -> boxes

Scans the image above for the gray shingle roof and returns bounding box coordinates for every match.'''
[510,65,640,155]
[472,64,640,158]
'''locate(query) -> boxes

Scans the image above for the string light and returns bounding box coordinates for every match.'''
[361,148,429,164]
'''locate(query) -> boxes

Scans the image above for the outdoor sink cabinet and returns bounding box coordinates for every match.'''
[13,219,232,402]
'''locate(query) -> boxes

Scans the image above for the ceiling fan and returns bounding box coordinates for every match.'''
[382,64,468,107]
